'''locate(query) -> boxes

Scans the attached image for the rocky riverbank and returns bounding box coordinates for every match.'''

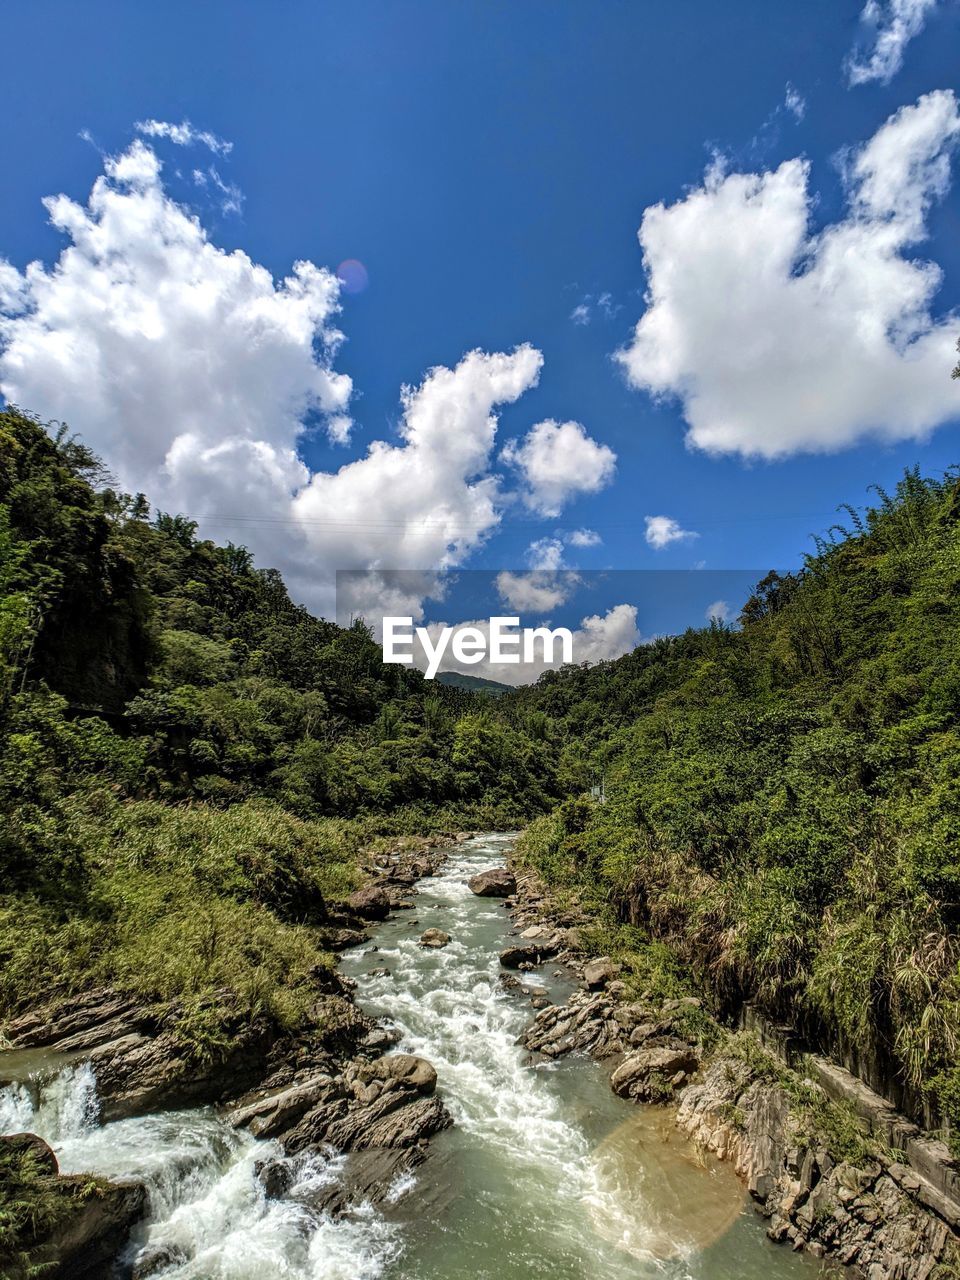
[0,832,471,1280]
[502,863,960,1280]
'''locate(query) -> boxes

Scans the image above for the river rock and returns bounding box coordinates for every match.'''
[132,1243,190,1279]
[610,1046,699,1100]
[583,957,620,990]
[499,944,547,969]
[1,1131,59,1175]
[27,1177,147,1280]
[360,1053,438,1095]
[522,991,626,1060]
[419,929,451,948]
[468,868,516,897]
[229,1072,342,1139]
[347,885,392,921]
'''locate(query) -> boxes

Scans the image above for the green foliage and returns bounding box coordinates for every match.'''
[510,467,960,1126]
[0,406,558,1049]
[0,1139,112,1275]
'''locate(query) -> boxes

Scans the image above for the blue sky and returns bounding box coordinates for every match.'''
[2,0,960,670]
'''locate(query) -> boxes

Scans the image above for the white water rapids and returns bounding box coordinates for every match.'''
[0,835,824,1279]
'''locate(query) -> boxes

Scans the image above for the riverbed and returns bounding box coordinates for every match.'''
[0,833,827,1279]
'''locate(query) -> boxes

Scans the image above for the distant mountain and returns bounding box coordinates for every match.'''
[434,671,513,695]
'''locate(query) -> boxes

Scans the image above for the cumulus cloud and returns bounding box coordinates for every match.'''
[135,118,233,154]
[0,138,551,616]
[618,91,960,459]
[412,603,642,686]
[706,599,732,623]
[291,345,544,577]
[847,0,939,86]
[496,570,576,612]
[502,418,616,516]
[567,527,602,547]
[644,515,698,550]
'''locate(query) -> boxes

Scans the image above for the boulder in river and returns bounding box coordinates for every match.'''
[360,1053,438,1095]
[419,928,451,948]
[610,1046,699,1100]
[347,885,392,921]
[468,868,516,897]
[499,944,547,969]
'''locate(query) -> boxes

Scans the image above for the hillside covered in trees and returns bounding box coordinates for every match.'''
[510,466,960,1145]
[0,407,558,1049]
[2,403,960,1149]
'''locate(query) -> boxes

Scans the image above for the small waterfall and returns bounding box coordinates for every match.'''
[0,1061,404,1279]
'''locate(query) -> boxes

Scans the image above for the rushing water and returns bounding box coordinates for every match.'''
[0,834,825,1279]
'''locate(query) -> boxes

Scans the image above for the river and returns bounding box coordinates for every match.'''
[0,834,827,1279]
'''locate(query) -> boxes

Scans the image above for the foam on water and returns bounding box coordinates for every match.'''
[0,1054,402,1278]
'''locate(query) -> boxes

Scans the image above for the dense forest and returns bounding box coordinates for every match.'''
[2,403,959,1149]
[510,466,960,1145]
[0,407,558,1055]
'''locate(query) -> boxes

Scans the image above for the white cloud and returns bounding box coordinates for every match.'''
[192,165,244,216]
[784,83,806,122]
[0,139,548,616]
[618,91,960,459]
[291,345,544,581]
[569,292,620,326]
[644,515,698,550]
[525,536,567,571]
[847,0,939,86]
[706,599,732,623]
[412,603,642,686]
[496,570,577,612]
[502,418,616,516]
[135,118,232,154]
[567,527,602,547]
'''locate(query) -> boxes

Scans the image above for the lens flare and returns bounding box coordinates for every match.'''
[337,258,369,294]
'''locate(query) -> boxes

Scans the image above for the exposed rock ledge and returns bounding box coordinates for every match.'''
[678,1059,955,1279]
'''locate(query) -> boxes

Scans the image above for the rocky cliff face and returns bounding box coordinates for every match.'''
[678,1060,956,1279]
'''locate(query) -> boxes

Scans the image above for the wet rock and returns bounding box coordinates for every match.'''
[360,1053,438,1095]
[418,929,451,949]
[254,1157,295,1200]
[522,991,625,1060]
[347,885,392,921]
[2,988,143,1051]
[361,1026,401,1053]
[132,1243,190,1279]
[499,944,546,969]
[229,1072,342,1140]
[468,868,517,898]
[368,967,391,978]
[29,1177,147,1280]
[324,928,368,950]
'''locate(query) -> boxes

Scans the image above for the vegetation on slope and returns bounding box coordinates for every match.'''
[2,402,959,1151]
[0,408,559,1046]
[507,467,960,1143]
